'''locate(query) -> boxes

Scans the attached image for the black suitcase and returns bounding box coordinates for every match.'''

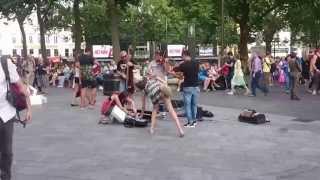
[238,109,269,124]
[124,117,148,128]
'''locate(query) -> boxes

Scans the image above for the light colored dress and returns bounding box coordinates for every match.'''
[231,60,246,86]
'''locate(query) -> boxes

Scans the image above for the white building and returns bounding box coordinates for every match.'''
[0,12,85,59]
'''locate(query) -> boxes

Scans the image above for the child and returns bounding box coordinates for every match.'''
[227,59,250,95]
[136,78,184,137]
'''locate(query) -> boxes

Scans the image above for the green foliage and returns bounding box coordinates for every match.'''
[285,0,320,47]
[0,0,34,21]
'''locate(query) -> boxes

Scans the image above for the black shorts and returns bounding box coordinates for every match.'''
[81,78,97,89]
[75,77,80,84]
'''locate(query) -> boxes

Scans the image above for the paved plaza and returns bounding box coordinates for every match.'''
[11,87,320,180]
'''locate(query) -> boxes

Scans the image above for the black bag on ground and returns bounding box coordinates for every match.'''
[124,117,148,128]
[171,99,184,109]
[136,110,151,121]
[196,106,203,121]
[238,109,269,124]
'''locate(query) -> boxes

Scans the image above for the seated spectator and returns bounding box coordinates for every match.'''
[207,63,221,89]
[198,64,211,91]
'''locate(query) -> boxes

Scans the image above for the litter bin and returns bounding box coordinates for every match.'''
[103,74,120,96]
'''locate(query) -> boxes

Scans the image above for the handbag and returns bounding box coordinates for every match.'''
[1,58,27,112]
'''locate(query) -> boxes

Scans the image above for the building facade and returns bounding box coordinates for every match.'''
[0,12,84,59]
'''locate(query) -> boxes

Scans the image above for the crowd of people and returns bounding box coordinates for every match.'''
[1,47,320,180]
[193,49,320,100]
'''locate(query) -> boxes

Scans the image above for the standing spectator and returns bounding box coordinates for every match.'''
[147,50,169,82]
[263,52,273,87]
[227,59,250,95]
[281,57,290,93]
[225,52,236,90]
[92,59,102,104]
[310,49,320,95]
[288,53,302,100]
[0,55,32,180]
[63,64,71,88]
[24,56,36,86]
[79,47,96,109]
[35,58,49,94]
[71,61,81,106]
[249,53,268,97]
[173,52,200,128]
[117,51,129,92]
[126,53,136,93]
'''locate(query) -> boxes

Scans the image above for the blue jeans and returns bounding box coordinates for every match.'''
[285,73,290,91]
[251,71,268,96]
[183,87,199,123]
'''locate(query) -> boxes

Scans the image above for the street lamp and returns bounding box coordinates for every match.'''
[220,0,225,66]
[188,21,196,59]
[272,34,280,58]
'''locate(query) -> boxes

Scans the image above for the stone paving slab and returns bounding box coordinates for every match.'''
[9,88,320,180]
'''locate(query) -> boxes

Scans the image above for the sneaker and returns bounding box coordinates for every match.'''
[189,123,196,128]
[227,91,234,95]
[312,90,317,95]
[192,121,197,126]
[184,123,190,128]
[248,94,256,97]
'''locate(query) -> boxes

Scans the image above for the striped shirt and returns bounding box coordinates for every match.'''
[144,79,161,105]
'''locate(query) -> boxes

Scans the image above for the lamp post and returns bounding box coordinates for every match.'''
[188,21,196,59]
[220,0,225,66]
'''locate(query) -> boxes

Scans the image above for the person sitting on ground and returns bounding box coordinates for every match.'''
[227,59,250,95]
[100,91,137,124]
[136,77,184,137]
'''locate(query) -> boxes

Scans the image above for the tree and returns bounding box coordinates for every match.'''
[0,0,34,59]
[262,13,285,54]
[73,0,82,56]
[224,0,286,68]
[35,0,62,62]
[285,0,320,48]
[82,0,111,46]
[105,0,140,62]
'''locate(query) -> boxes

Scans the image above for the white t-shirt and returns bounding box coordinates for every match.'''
[0,58,20,123]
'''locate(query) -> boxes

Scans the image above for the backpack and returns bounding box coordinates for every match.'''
[238,109,269,124]
[1,58,27,122]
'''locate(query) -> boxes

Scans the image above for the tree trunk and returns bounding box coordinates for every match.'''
[36,2,47,63]
[239,21,249,73]
[17,16,27,59]
[265,40,272,54]
[107,0,121,62]
[73,0,82,57]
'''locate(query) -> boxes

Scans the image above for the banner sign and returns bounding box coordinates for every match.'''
[93,45,113,58]
[199,47,214,56]
[167,45,185,57]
